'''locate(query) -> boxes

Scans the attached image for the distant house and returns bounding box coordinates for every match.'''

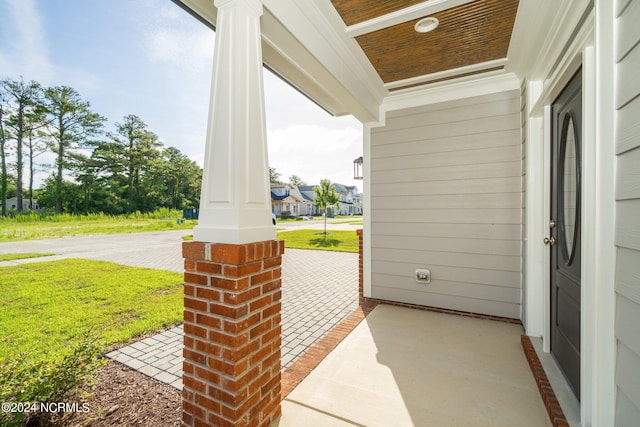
[332,184,362,215]
[5,197,40,211]
[297,183,363,216]
[297,185,319,216]
[270,184,305,217]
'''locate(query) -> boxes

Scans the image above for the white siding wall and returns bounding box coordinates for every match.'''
[370,90,522,318]
[615,0,640,424]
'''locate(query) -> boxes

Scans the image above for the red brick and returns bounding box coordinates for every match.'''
[260,326,280,345]
[223,313,261,334]
[184,259,196,271]
[224,261,262,278]
[182,411,194,427]
[262,301,281,319]
[255,242,264,260]
[185,297,208,312]
[209,330,249,347]
[195,338,222,357]
[224,287,261,305]
[194,365,221,384]
[196,261,222,275]
[261,279,280,294]
[196,313,222,329]
[183,241,206,260]
[195,392,221,412]
[207,412,234,427]
[184,310,195,323]
[184,284,196,296]
[250,270,273,286]
[250,319,272,339]
[210,244,246,264]
[209,356,248,377]
[184,323,208,339]
[184,348,206,365]
[208,384,242,407]
[185,272,208,286]
[210,302,249,319]
[196,287,221,301]
[246,243,256,262]
[249,295,272,312]
[211,276,249,291]
[263,257,281,269]
[184,335,195,349]
[183,375,207,393]
[222,366,260,394]
[182,400,205,421]
[222,340,260,363]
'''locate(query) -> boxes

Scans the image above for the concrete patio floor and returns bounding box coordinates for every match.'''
[278,304,551,427]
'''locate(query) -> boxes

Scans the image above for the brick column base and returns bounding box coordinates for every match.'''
[182,240,284,427]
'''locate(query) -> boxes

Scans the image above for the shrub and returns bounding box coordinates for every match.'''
[0,337,104,426]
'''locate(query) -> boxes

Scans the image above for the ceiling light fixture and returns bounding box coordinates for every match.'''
[414,16,439,33]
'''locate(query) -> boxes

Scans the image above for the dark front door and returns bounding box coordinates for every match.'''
[550,68,582,400]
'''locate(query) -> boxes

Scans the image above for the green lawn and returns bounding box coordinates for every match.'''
[0,259,183,362]
[277,229,359,253]
[0,211,195,242]
[0,253,54,262]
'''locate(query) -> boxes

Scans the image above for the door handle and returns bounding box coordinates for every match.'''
[544,237,556,246]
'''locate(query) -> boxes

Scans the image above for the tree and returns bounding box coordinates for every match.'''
[289,174,306,186]
[110,115,161,207]
[43,86,105,214]
[0,97,8,216]
[1,78,44,212]
[313,179,339,237]
[269,167,282,184]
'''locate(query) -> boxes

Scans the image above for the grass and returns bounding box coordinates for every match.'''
[0,259,183,363]
[276,229,359,253]
[0,253,54,261]
[0,210,196,242]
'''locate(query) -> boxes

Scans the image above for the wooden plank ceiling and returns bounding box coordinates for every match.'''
[331,0,520,90]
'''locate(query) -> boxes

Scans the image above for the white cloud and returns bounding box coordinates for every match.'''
[143,3,214,72]
[1,0,53,83]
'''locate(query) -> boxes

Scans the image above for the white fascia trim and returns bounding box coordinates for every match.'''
[345,0,477,37]
[382,72,520,113]
[384,58,508,91]
[263,0,385,118]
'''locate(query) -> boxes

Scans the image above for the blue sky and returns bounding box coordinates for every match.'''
[0,0,363,190]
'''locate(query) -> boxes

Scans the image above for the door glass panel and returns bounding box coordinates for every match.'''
[562,114,578,261]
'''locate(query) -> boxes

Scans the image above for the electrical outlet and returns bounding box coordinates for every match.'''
[416,268,431,283]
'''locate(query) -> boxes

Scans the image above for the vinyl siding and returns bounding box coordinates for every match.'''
[370,90,522,318]
[615,0,640,423]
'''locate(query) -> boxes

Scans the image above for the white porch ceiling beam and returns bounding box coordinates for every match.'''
[345,0,477,38]
[384,58,508,90]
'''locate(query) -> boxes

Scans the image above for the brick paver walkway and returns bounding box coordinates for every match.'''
[106,248,358,388]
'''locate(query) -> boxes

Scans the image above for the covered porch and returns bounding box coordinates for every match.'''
[174,0,624,426]
[279,303,550,427]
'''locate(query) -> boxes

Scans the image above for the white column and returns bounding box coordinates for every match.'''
[194,0,275,244]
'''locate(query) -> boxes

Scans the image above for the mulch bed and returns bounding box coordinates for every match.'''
[52,361,181,427]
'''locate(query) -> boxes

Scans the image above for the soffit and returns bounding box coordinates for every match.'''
[330,0,520,91]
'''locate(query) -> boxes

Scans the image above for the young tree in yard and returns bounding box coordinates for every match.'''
[314,179,339,237]
[43,86,105,214]
[1,78,44,213]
